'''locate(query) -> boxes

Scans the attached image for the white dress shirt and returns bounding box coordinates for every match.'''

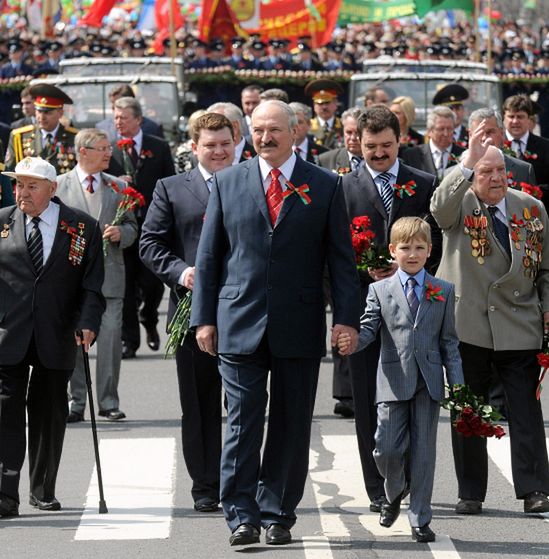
[25,200,60,264]
[258,152,297,193]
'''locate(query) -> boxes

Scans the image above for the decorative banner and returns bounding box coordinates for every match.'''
[338,0,415,25]
[415,0,473,17]
[200,0,245,46]
[152,0,185,53]
[78,0,117,26]
[228,0,341,47]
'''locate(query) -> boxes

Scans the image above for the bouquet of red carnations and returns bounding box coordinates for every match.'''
[349,215,392,271]
[441,384,506,439]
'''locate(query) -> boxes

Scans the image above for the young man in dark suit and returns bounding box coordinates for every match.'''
[140,113,235,513]
[341,105,440,514]
[107,96,175,359]
[191,100,360,546]
[0,157,105,517]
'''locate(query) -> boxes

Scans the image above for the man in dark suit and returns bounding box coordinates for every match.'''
[0,157,104,517]
[402,106,465,181]
[140,113,235,513]
[190,100,360,546]
[319,107,365,174]
[503,94,549,206]
[341,106,440,514]
[288,102,329,165]
[107,96,175,359]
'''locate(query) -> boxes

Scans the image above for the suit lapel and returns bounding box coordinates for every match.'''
[336,149,351,169]
[98,173,118,225]
[387,273,414,324]
[247,158,271,227]
[10,208,35,272]
[415,273,434,326]
[277,157,311,226]
[183,167,210,208]
[359,166,387,220]
[421,144,437,176]
[43,199,73,272]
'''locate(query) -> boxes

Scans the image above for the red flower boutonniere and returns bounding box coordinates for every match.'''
[506,170,517,188]
[393,180,417,198]
[454,139,468,149]
[335,167,351,175]
[243,150,253,160]
[282,181,311,205]
[447,152,460,166]
[311,148,318,156]
[502,140,516,157]
[523,149,538,161]
[117,138,134,151]
[140,149,154,159]
[60,220,86,266]
[425,281,445,302]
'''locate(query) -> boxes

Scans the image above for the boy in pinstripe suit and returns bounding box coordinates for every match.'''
[338,217,463,542]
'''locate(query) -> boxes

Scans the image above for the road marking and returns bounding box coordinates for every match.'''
[487,436,549,522]
[74,438,176,540]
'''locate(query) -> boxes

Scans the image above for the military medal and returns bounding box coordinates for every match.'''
[1,224,9,238]
[464,212,490,264]
[60,220,86,266]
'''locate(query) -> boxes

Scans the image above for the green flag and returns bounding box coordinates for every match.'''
[338,0,416,25]
[414,0,474,17]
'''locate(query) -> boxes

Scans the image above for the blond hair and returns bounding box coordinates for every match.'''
[391,96,416,127]
[390,216,431,245]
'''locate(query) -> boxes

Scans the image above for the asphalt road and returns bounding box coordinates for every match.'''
[3,306,549,559]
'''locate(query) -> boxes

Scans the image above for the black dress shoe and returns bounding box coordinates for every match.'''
[333,400,355,418]
[146,327,160,351]
[380,491,403,527]
[370,495,387,513]
[229,523,260,546]
[455,499,482,515]
[193,498,219,513]
[121,344,137,359]
[265,523,292,545]
[67,411,84,423]
[524,491,549,513]
[29,494,61,511]
[98,409,126,421]
[411,524,436,543]
[0,494,19,517]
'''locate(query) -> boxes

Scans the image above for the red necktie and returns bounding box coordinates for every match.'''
[86,175,95,193]
[266,168,283,226]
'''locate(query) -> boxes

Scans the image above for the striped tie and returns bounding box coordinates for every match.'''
[266,168,283,226]
[378,171,393,214]
[406,277,419,318]
[27,216,43,274]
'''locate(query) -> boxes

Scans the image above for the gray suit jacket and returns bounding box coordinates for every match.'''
[431,165,549,351]
[319,147,351,173]
[56,170,138,298]
[358,272,463,403]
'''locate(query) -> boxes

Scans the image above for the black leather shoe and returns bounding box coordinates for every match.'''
[29,494,61,511]
[455,499,482,515]
[412,524,436,543]
[98,409,126,421]
[265,523,291,545]
[194,498,219,513]
[67,411,84,423]
[0,494,19,517]
[122,344,137,359]
[333,400,355,418]
[380,491,403,527]
[370,495,387,513]
[146,327,160,351]
[229,523,260,546]
[524,492,549,513]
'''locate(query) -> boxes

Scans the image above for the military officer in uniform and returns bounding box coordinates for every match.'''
[5,84,78,176]
[306,79,344,150]
[432,84,470,149]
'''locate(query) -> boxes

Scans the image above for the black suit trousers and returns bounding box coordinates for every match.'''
[454,342,549,500]
[123,239,165,349]
[176,335,221,502]
[0,337,71,502]
[218,335,320,531]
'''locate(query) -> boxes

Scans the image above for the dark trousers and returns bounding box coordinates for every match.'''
[123,240,165,350]
[176,335,222,502]
[454,342,549,500]
[218,336,320,531]
[0,339,71,502]
[332,351,353,401]
[349,336,385,500]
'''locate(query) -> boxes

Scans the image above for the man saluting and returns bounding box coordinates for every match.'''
[191,100,360,546]
[0,157,105,517]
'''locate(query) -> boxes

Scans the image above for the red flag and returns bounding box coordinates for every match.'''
[199,0,246,51]
[78,0,117,27]
[152,0,185,55]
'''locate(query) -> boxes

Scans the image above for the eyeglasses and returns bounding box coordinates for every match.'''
[85,145,114,152]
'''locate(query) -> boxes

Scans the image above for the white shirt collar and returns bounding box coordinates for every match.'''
[258,152,297,187]
[505,129,529,146]
[429,138,449,155]
[317,116,335,129]
[295,137,308,156]
[25,199,58,227]
[121,129,143,153]
[233,137,246,165]
[365,159,400,181]
[75,165,101,190]
[483,198,507,220]
[197,162,213,186]
[41,124,60,141]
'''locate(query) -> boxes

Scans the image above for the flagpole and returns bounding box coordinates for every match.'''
[42,0,52,39]
[486,0,493,72]
[473,0,480,62]
[168,0,177,77]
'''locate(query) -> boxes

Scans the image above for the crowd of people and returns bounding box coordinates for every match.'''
[0,42,548,551]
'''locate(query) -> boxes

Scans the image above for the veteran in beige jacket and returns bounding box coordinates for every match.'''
[430,123,549,517]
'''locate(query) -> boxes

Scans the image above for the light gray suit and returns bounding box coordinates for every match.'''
[56,169,138,413]
[358,272,463,528]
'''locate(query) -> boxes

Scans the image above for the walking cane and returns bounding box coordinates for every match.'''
[76,330,108,514]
